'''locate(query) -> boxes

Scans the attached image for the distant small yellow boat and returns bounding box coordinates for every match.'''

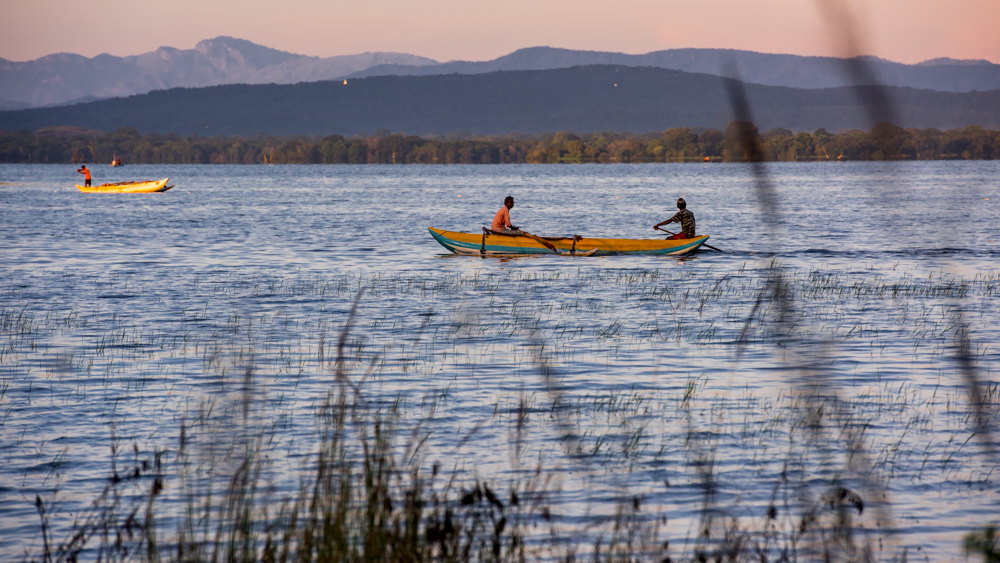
[76,178,173,193]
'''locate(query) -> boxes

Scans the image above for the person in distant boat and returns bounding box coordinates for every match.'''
[654,197,695,239]
[491,196,520,233]
[77,165,92,187]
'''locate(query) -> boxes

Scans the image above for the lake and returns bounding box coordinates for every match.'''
[1,162,998,561]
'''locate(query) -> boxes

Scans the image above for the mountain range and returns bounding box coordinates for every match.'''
[3,65,998,137]
[0,37,436,109]
[348,46,1000,93]
[2,37,1000,110]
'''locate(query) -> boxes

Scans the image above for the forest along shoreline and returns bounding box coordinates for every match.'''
[2,121,998,164]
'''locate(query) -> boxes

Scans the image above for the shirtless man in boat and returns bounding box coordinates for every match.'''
[653,197,695,239]
[76,165,92,187]
[491,196,520,234]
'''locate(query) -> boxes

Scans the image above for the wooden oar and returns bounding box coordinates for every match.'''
[484,227,563,254]
[655,226,724,252]
[517,230,561,253]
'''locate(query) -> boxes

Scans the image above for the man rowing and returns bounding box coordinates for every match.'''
[491,196,520,233]
[653,197,695,239]
[485,195,569,253]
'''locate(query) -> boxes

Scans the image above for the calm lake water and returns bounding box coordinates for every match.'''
[1,162,998,560]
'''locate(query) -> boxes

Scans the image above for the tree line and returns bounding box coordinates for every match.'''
[2,122,997,165]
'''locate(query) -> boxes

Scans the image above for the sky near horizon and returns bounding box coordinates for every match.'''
[1,0,998,65]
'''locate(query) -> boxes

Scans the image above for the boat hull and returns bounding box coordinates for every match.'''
[428,227,709,256]
[76,178,172,193]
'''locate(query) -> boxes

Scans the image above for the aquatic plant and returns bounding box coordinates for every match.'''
[3,260,997,561]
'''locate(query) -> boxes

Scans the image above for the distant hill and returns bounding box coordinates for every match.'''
[5,39,1000,110]
[2,65,998,137]
[0,96,32,111]
[349,46,1000,93]
[0,36,438,107]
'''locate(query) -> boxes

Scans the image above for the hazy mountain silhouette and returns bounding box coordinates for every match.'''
[0,96,32,111]
[2,65,997,137]
[0,36,437,107]
[349,46,1000,92]
[5,39,999,110]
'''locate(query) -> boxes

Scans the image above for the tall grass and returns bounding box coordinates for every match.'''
[4,263,998,562]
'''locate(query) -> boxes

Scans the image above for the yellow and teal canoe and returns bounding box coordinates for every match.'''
[429,227,710,256]
[76,178,173,193]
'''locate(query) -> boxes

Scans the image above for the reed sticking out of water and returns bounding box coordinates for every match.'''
[30,295,570,562]
[25,282,991,563]
[3,259,997,561]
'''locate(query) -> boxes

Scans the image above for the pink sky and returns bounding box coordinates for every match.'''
[2,0,998,64]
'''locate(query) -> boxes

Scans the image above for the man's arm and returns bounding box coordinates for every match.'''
[504,208,518,230]
[653,213,678,229]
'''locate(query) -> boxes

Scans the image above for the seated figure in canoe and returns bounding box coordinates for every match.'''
[491,196,520,234]
[653,197,695,239]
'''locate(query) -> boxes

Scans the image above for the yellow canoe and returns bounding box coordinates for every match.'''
[429,227,710,256]
[76,178,173,193]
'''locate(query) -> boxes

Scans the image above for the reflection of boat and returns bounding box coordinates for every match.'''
[428,227,710,256]
[76,178,173,193]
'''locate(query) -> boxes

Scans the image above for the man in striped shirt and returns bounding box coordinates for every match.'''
[654,198,695,239]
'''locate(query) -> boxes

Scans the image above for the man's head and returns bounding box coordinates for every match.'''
[504,196,514,209]
[677,198,686,209]
[81,165,87,170]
